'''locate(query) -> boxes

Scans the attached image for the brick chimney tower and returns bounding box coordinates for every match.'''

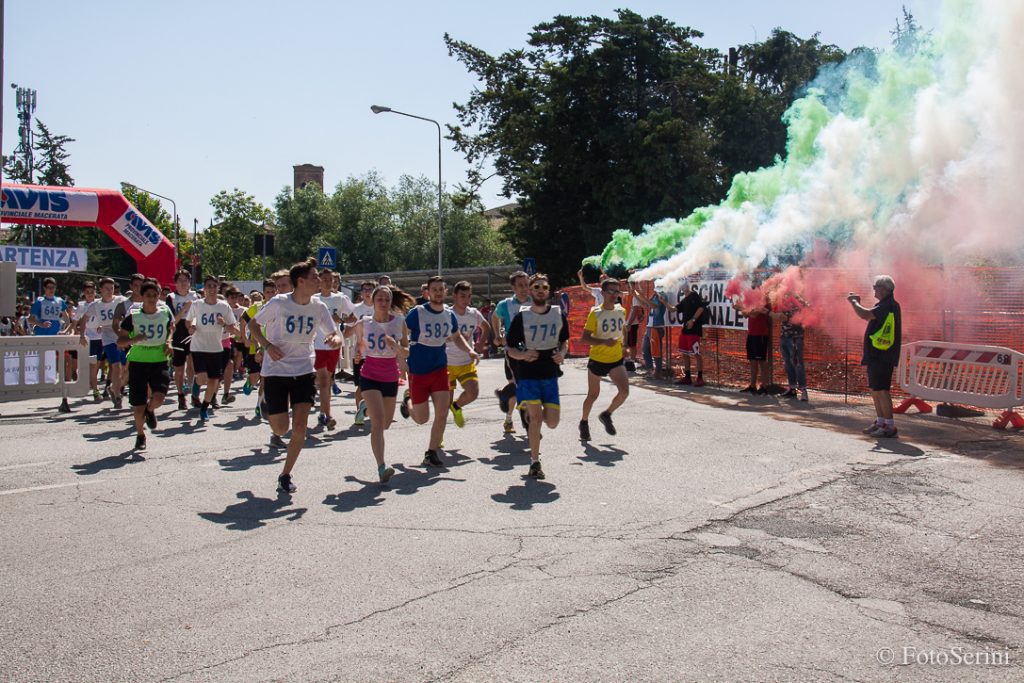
[293,164,325,193]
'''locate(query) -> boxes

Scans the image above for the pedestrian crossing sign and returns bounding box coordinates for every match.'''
[318,247,337,269]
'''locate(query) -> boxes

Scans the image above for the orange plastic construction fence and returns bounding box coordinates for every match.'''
[560,267,1024,398]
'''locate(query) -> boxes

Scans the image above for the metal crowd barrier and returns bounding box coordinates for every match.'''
[1,336,92,413]
[895,341,1024,429]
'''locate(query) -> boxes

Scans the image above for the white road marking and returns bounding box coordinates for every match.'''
[0,461,53,471]
[0,480,103,496]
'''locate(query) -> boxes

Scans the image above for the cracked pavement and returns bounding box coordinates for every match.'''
[1,358,1023,681]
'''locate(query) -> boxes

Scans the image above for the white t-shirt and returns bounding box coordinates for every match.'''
[590,286,604,307]
[352,301,374,319]
[87,296,127,345]
[312,292,355,350]
[77,300,102,340]
[447,306,484,366]
[167,291,198,317]
[253,294,336,377]
[186,299,237,353]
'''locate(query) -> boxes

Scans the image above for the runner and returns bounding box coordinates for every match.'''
[400,275,478,467]
[250,258,342,493]
[116,281,173,451]
[80,277,128,408]
[579,278,630,440]
[504,273,569,479]
[75,281,104,401]
[167,270,198,410]
[28,277,70,336]
[186,276,238,421]
[350,280,376,426]
[491,270,531,434]
[343,285,408,482]
[240,274,287,419]
[447,280,491,428]
[312,269,355,430]
[220,287,245,404]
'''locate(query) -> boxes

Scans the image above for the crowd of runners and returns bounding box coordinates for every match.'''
[6,262,634,493]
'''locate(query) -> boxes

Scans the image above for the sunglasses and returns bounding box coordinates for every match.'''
[532,284,550,290]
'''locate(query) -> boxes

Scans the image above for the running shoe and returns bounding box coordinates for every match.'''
[378,463,395,483]
[495,386,510,414]
[354,401,367,426]
[242,379,253,396]
[755,386,768,395]
[92,389,101,402]
[199,405,209,421]
[134,434,146,451]
[503,419,515,434]
[528,460,545,480]
[740,385,755,393]
[782,388,798,397]
[270,434,287,449]
[112,393,123,410]
[598,410,617,436]
[182,383,191,394]
[222,393,236,404]
[254,404,262,420]
[331,382,342,396]
[877,426,899,438]
[579,420,591,441]
[325,414,337,430]
[400,394,411,419]
[422,449,443,467]
[277,473,296,493]
[101,387,110,400]
[211,397,221,409]
[177,394,187,411]
[862,422,883,434]
[451,402,465,428]
[799,389,809,402]
[145,409,157,430]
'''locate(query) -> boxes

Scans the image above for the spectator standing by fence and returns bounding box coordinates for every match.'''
[630,283,668,377]
[772,297,809,401]
[675,281,708,386]
[848,276,902,438]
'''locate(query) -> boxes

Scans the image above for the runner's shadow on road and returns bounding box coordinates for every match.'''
[577,442,628,467]
[491,479,560,510]
[219,415,256,432]
[478,437,529,471]
[870,439,926,457]
[82,425,135,442]
[218,448,282,472]
[323,476,387,512]
[197,490,306,531]
[388,461,468,496]
[72,451,145,475]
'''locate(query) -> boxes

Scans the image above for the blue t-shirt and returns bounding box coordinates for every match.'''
[31,296,67,336]
[650,295,667,327]
[405,304,459,374]
[495,296,531,331]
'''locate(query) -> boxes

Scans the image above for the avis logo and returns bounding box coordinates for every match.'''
[1,188,70,213]
[121,210,161,246]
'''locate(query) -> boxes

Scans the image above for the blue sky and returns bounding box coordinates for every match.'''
[3,1,938,232]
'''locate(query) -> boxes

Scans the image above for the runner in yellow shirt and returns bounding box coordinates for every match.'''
[579,278,630,441]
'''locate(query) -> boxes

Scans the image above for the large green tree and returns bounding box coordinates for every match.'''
[273,172,514,274]
[200,189,274,279]
[445,13,847,285]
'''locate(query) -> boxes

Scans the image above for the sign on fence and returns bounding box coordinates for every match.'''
[662,276,749,330]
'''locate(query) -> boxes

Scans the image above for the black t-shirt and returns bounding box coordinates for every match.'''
[506,306,570,380]
[862,294,901,365]
[676,291,708,336]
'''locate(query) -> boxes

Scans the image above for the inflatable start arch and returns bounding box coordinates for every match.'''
[0,183,177,284]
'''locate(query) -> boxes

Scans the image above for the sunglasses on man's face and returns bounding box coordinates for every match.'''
[532,284,550,291]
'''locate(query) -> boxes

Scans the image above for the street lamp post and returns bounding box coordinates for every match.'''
[122,182,179,262]
[370,105,443,274]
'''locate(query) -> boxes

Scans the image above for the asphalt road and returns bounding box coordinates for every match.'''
[1,358,1022,682]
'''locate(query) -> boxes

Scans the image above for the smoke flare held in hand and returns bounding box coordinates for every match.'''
[588,0,1024,298]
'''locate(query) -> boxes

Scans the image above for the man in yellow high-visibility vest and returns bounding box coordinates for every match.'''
[848,275,902,438]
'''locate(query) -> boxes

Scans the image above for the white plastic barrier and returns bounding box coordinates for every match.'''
[896,341,1024,429]
[0,336,92,412]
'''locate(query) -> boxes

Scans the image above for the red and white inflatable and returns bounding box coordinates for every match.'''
[0,183,177,284]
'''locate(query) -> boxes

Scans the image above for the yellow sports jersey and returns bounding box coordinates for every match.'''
[244,301,264,354]
[584,305,625,363]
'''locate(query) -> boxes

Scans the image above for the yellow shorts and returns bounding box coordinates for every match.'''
[448,362,479,389]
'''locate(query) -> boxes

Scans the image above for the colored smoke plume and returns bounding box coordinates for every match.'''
[586,0,1024,297]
